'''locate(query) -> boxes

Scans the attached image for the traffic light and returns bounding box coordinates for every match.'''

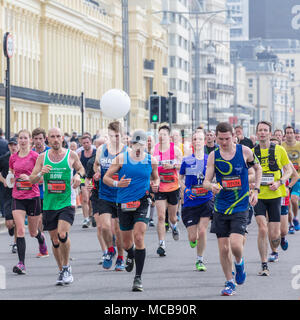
[171,96,177,124]
[160,96,177,124]
[149,95,160,123]
[160,96,168,123]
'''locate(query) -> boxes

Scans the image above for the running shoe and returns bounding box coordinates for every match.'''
[268,252,279,262]
[37,234,49,258]
[171,225,179,241]
[10,243,17,254]
[280,237,288,251]
[82,218,90,228]
[289,225,295,234]
[293,218,300,231]
[165,222,170,232]
[190,240,198,248]
[98,253,106,265]
[132,276,143,292]
[234,258,246,285]
[24,216,28,226]
[221,281,236,296]
[196,260,207,271]
[13,262,26,275]
[62,266,73,284]
[103,249,115,269]
[125,256,135,272]
[258,265,270,276]
[115,258,125,271]
[148,219,155,227]
[56,271,64,286]
[157,245,166,257]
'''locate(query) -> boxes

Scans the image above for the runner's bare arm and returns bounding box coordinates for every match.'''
[150,156,159,193]
[242,146,262,189]
[29,153,47,184]
[288,162,299,188]
[71,150,85,177]
[174,146,183,170]
[203,152,221,193]
[103,154,130,188]
[93,145,103,174]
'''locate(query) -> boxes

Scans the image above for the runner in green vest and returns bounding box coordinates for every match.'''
[30,127,84,285]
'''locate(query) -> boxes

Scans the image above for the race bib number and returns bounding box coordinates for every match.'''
[160,172,175,183]
[261,173,274,186]
[16,179,32,191]
[48,180,66,194]
[221,176,242,190]
[121,200,141,212]
[191,185,208,197]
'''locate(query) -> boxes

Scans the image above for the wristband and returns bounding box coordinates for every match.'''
[113,180,118,188]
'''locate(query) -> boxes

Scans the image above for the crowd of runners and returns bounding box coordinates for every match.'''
[0,120,299,296]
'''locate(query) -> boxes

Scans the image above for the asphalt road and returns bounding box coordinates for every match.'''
[0,210,299,301]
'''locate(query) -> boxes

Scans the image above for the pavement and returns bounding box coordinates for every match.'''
[0,209,300,300]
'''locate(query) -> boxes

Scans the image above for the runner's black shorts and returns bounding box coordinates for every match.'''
[98,198,119,218]
[12,197,41,217]
[43,206,75,231]
[210,210,249,238]
[3,198,13,221]
[154,188,180,205]
[91,197,101,215]
[253,197,281,222]
[118,196,150,231]
[182,200,214,228]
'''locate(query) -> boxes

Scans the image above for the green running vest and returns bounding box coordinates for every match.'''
[43,149,72,210]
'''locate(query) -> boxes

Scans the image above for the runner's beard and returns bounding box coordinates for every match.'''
[52,143,61,150]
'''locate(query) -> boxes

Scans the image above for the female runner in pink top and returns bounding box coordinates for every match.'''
[9,129,48,275]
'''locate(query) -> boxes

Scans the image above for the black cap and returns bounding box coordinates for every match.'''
[8,137,17,145]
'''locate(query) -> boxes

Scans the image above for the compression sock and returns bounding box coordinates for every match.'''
[16,237,26,264]
[35,230,45,245]
[135,248,146,278]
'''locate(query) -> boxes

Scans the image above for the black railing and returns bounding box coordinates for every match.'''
[0,84,100,109]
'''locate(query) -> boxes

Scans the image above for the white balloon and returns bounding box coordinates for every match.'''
[100,89,131,119]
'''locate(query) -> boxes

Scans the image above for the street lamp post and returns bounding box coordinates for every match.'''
[157,4,234,131]
[122,0,130,132]
[3,32,14,140]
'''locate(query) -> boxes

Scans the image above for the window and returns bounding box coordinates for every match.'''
[248,94,253,104]
[169,56,176,68]
[178,58,183,69]
[179,80,183,91]
[248,78,253,88]
[169,34,176,45]
[291,59,295,67]
[170,78,176,90]
[286,59,290,67]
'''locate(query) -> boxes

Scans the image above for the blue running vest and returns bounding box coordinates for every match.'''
[117,151,152,204]
[214,144,249,215]
[99,144,127,202]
